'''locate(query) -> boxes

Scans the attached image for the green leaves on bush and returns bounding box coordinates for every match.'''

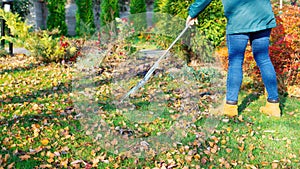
[129,0,147,32]
[14,0,32,20]
[130,0,147,14]
[100,0,119,26]
[154,0,226,47]
[0,9,80,63]
[75,0,95,36]
[46,0,68,35]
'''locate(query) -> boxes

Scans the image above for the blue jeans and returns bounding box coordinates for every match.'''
[226,29,279,103]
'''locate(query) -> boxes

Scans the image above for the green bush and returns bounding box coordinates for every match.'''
[129,0,147,31]
[46,0,68,35]
[154,0,226,47]
[100,0,119,26]
[14,0,32,20]
[75,0,95,36]
[0,9,80,63]
[130,0,147,14]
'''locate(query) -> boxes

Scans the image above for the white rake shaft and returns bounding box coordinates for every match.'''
[120,25,190,102]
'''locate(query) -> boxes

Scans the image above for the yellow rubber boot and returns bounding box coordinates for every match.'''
[223,104,238,117]
[260,101,281,117]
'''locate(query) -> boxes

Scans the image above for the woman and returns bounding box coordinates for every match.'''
[186,0,281,117]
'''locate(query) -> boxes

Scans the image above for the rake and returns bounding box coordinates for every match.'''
[120,25,190,102]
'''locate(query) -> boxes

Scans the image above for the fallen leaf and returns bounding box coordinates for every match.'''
[7,162,14,169]
[226,148,232,153]
[41,138,49,146]
[272,162,279,169]
[39,164,52,168]
[185,155,193,163]
[238,143,244,152]
[19,154,31,161]
[47,158,54,163]
[261,161,269,166]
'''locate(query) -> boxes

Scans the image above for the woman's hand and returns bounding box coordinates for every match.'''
[186,15,198,27]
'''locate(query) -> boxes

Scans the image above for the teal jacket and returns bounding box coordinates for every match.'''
[188,0,277,34]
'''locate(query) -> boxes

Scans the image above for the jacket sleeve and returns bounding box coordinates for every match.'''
[188,0,212,18]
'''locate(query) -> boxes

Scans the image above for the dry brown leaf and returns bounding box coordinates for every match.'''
[224,161,231,169]
[226,148,232,153]
[238,143,244,152]
[19,154,31,161]
[185,155,193,163]
[272,162,279,169]
[261,161,269,166]
[249,144,255,151]
[60,159,68,168]
[194,154,201,161]
[238,115,244,122]
[46,151,55,158]
[39,164,52,168]
[4,154,10,163]
[7,162,14,169]
[47,158,54,163]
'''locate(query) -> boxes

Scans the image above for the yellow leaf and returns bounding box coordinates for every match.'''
[249,144,255,151]
[47,158,54,163]
[238,143,244,152]
[41,138,49,146]
[46,151,55,158]
[194,154,201,161]
[221,139,227,145]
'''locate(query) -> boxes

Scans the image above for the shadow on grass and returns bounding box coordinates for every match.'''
[0,75,111,106]
[279,93,289,114]
[0,63,41,75]
[238,92,260,113]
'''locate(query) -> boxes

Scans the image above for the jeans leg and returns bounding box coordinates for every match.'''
[226,34,249,102]
[250,29,279,101]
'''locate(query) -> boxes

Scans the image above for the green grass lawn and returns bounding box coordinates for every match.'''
[0,53,299,168]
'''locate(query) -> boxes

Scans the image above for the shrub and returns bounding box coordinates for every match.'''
[152,0,225,65]
[100,0,119,26]
[0,9,81,63]
[270,5,300,91]
[130,0,147,14]
[75,0,95,36]
[14,0,32,20]
[154,0,226,47]
[129,0,147,31]
[46,0,68,35]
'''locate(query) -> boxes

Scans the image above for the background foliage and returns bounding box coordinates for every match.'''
[100,0,119,26]
[0,9,81,63]
[75,0,95,36]
[46,0,68,35]
[154,0,226,47]
[129,0,147,31]
[13,0,32,20]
